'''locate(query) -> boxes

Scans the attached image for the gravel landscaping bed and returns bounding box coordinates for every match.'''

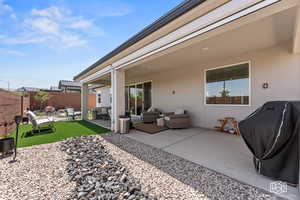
[101,133,284,200]
[99,136,207,200]
[61,135,157,200]
[0,143,75,200]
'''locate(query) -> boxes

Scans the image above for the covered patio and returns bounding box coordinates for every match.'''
[80,2,300,132]
[84,73,113,129]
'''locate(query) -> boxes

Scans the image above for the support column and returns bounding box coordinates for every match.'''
[81,83,89,120]
[111,68,125,132]
[293,7,300,54]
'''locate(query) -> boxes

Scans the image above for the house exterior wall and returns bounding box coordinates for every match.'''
[96,88,111,107]
[126,42,300,128]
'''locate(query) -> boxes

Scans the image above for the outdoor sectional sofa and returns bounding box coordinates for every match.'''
[141,109,160,123]
[164,110,190,129]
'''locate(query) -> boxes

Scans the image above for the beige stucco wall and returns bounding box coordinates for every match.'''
[126,42,300,128]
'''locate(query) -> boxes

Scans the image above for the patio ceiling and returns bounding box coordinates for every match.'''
[125,6,298,79]
[88,72,111,86]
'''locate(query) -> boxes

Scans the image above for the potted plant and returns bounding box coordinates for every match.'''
[0,137,15,154]
[0,121,15,156]
[57,109,67,117]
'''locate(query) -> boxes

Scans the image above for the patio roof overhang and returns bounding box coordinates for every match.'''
[293,7,300,53]
[76,0,300,84]
[86,72,111,86]
[124,5,299,80]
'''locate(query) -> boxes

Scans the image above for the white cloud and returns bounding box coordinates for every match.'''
[0,49,26,56]
[31,6,64,19]
[10,13,16,19]
[0,0,12,15]
[25,17,60,35]
[60,33,87,48]
[25,6,87,48]
[69,19,92,29]
[1,6,101,48]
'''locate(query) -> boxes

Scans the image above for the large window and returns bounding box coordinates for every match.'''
[205,62,250,105]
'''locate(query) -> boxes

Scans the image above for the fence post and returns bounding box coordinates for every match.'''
[20,96,24,117]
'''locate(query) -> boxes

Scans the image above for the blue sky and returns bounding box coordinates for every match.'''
[0,0,183,89]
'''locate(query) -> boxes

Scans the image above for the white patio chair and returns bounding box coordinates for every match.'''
[26,111,55,133]
[66,108,75,120]
[74,111,81,119]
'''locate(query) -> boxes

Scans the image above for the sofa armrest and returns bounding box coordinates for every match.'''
[164,112,175,116]
[169,114,190,119]
[142,111,159,116]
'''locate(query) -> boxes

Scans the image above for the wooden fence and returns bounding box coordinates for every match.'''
[0,89,28,137]
[28,91,96,111]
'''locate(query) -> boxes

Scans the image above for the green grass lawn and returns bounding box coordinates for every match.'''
[12,120,110,148]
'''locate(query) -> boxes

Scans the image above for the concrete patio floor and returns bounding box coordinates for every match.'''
[125,128,300,200]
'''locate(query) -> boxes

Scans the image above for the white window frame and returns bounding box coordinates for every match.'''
[204,61,251,107]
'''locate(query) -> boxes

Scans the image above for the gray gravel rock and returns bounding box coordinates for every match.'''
[60,135,156,200]
[0,143,75,200]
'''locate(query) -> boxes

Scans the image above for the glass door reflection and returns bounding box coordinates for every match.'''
[126,81,152,116]
[136,84,143,115]
[129,85,136,115]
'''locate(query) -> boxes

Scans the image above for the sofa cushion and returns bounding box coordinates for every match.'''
[36,118,53,124]
[169,114,190,119]
[147,107,153,112]
[175,108,184,115]
[164,116,170,121]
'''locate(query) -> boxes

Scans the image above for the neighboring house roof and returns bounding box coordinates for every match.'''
[17,87,40,92]
[40,88,61,92]
[58,80,81,89]
[74,0,207,80]
[50,86,60,90]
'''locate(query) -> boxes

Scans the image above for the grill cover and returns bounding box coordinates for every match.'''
[239,101,300,186]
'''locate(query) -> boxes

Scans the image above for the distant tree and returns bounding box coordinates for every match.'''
[219,88,230,97]
[15,91,28,97]
[34,91,51,110]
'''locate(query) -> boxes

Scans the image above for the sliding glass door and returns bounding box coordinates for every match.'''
[125,81,152,116]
